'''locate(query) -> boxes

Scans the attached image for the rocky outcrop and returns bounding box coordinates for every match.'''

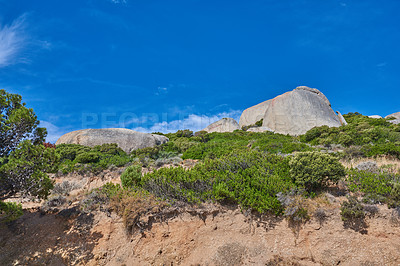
[239,100,271,129]
[246,126,274,133]
[202,118,240,133]
[368,115,383,119]
[336,111,348,126]
[261,86,342,135]
[56,128,168,153]
[385,112,400,125]
[386,112,400,119]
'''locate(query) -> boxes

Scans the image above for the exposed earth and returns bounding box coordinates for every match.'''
[2,159,400,266]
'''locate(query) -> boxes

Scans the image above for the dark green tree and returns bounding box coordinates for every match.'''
[0,89,47,157]
[0,89,54,221]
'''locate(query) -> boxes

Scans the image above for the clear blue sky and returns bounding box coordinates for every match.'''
[1,0,399,142]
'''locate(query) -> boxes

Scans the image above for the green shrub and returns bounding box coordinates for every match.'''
[121,165,142,188]
[56,144,91,161]
[289,151,346,192]
[340,196,365,222]
[98,154,131,168]
[131,146,161,159]
[74,152,100,164]
[142,150,294,214]
[300,113,400,159]
[255,119,263,127]
[0,201,23,222]
[347,169,394,203]
[388,183,400,208]
[181,131,310,160]
[92,143,125,156]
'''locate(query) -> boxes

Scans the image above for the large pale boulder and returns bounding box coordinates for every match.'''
[262,86,342,135]
[386,112,400,119]
[56,128,168,153]
[239,99,271,128]
[202,118,240,133]
[368,115,383,119]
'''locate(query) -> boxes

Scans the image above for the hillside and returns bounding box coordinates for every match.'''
[2,113,400,265]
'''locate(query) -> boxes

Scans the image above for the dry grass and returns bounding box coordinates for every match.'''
[109,190,167,234]
[341,155,400,174]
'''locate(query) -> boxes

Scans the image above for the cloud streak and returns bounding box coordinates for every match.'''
[109,0,127,4]
[133,110,242,133]
[40,121,67,143]
[0,14,28,67]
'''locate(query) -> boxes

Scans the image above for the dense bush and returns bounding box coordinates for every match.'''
[340,196,365,222]
[0,202,23,222]
[289,151,346,192]
[300,113,400,158]
[75,152,100,164]
[121,165,142,188]
[0,141,58,201]
[141,150,293,214]
[181,131,310,160]
[56,144,91,161]
[1,89,49,221]
[347,168,399,204]
[55,143,132,174]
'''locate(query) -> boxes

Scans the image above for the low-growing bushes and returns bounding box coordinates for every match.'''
[340,196,368,233]
[346,168,400,205]
[289,151,346,192]
[75,152,100,164]
[140,150,294,214]
[0,201,23,222]
[120,165,142,188]
[300,114,400,159]
[55,143,132,174]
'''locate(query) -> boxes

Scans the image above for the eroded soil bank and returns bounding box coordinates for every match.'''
[1,202,400,265]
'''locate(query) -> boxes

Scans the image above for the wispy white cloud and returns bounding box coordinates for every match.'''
[0,14,28,67]
[155,86,168,96]
[39,121,67,143]
[133,110,242,133]
[109,0,127,4]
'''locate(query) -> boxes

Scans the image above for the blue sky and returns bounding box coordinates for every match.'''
[0,0,399,142]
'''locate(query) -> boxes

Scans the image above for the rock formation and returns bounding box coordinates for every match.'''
[239,100,271,129]
[239,86,344,135]
[386,112,400,119]
[56,128,168,153]
[385,112,400,125]
[262,86,342,135]
[336,111,348,126]
[202,118,240,133]
[368,115,383,119]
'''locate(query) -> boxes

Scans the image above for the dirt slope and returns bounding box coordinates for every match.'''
[2,165,400,265]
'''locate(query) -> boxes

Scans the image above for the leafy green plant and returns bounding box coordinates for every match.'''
[340,196,365,221]
[346,169,398,204]
[141,150,294,214]
[74,152,100,164]
[340,196,368,233]
[56,144,91,161]
[388,183,400,208]
[0,201,23,222]
[121,165,143,188]
[1,141,57,201]
[289,151,346,192]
